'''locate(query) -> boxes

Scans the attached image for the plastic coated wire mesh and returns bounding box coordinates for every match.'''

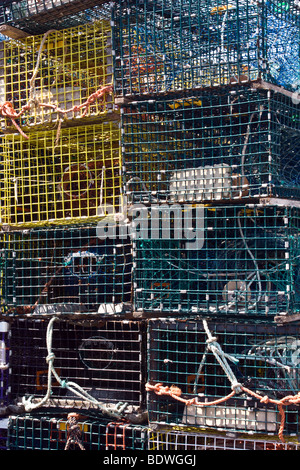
[132,204,300,317]
[7,414,148,450]
[7,318,146,412]
[113,0,300,96]
[0,1,111,35]
[113,0,261,96]
[0,322,9,407]
[147,318,300,437]
[0,20,114,132]
[148,429,300,450]
[0,224,132,315]
[1,123,121,228]
[122,87,300,204]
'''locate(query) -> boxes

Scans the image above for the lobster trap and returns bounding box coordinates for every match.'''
[133,203,300,318]
[147,318,300,440]
[7,317,147,418]
[0,2,111,35]
[0,322,10,407]
[122,87,300,204]
[1,122,121,228]
[8,414,148,450]
[0,223,132,315]
[0,19,115,132]
[148,429,300,450]
[113,0,300,96]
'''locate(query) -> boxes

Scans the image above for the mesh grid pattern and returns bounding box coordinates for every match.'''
[122,88,300,203]
[1,123,121,228]
[147,318,300,436]
[0,20,114,132]
[0,224,132,315]
[133,204,300,317]
[7,318,146,410]
[8,415,148,450]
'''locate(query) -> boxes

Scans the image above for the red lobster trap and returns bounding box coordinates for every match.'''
[146,318,300,443]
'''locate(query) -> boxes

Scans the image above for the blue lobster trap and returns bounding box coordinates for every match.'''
[132,203,300,318]
[122,87,300,203]
[113,0,300,97]
[147,317,300,442]
[0,224,132,316]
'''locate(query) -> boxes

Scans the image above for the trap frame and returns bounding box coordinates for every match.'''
[147,317,300,441]
[133,203,300,318]
[0,19,115,133]
[122,86,300,204]
[0,223,132,316]
[1,122,122,229]
[6,317,147,418]
[7,413,148,450]
[113,0,300,97]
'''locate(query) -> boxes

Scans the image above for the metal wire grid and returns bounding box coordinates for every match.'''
[148,429,300,450]
[1,123,122,228]
[0,224,132,315]
[147,318,300,437]
[0,20,114,132]
[7,318,146,412]
[0,1,112,35]
[7,414,148,450]
[121,87,300,204]
[113,0,261,96]
[133,204,300,317]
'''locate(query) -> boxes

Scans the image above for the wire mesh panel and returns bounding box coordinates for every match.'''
[147,318,300,439]
[148,429,300,450]
[122,87,300,204]
[0,322,10,407]
[1,123,121,228]
[7,318,146,416]
[8,414,148,450]
[0,224,132,315]
[133,203,300,317]
[0,20,114,133]
[113,0,261,96]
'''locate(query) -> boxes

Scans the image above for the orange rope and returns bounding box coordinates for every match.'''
[0,84,113,139]
[146,382,300,443]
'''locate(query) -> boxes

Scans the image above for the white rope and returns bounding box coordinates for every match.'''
[202,319,242,393]
[22,316,129,418]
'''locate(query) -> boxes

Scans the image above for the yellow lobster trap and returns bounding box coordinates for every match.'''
[0,19,115,135]
[0,121,122,228]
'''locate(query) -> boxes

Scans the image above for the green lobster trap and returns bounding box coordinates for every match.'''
[8,414,148,450]
[1,122,121,229]
[133,203,300,318]
[122,87,300,204]
[0,19,115,133]
[6,317,147,420]
[0,1,111,35]
[148,429,300,450]
[113,0,300,97]
[0,223,132,315]
[147,318,300,442]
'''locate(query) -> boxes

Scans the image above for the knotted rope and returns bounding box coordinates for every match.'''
[146,320,300,443]
[64,413,85,451]
[22,316,129,419]
[0,29,113,139]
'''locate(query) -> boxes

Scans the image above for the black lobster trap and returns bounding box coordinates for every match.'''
[147,317,300,440]
[6,317,147,421]
[0,223,132,316]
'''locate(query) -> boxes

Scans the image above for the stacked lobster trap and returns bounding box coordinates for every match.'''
[114,0,300,450]
[0,1,149,451]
